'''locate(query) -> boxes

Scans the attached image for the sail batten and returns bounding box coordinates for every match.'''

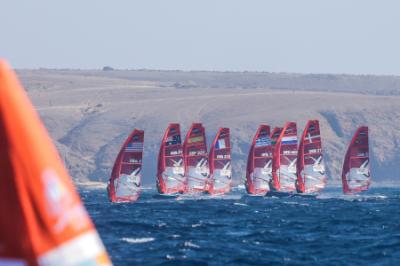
[341,126,371,194]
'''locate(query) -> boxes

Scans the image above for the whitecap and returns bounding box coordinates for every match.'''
[317,193,388,202]
[235,184,245,190]
[121,237,155,244]
[283,201,310,206]
[212,194,243,200]
[234,202,248,206]
[166,254,175,260]
[184,241,200,249]
[176,193,242,201]
[158,222,167,227]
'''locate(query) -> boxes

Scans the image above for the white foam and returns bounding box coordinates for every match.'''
[166,254,175,260]
[76,181,107,189]
[283,201,310,206]
[191,223,201,228]
[350,194,388,201]
[158,222,167,227]
[176,193,242,201]
[184,241,200,249]
[317,192,388,201]
[231,185,245,191]
[214,194,243,200]
[121,237,155,244]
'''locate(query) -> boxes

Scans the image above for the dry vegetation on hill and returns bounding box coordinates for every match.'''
[18,69,400,185]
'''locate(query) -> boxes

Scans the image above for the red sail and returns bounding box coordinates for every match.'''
[157,123,185,195]
[208,128,232,195]
[341,126,371,194]
[245,125,273,195]
[0,60,111,265]
[296,120,327,194]
[272,122,298,192]
[183,123,210,193]
[107,129,144,202]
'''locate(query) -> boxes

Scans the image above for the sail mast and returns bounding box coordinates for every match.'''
[269,127,282,191]
[296,122,307,193]
[273,122,298,192]
[272,127,284,191]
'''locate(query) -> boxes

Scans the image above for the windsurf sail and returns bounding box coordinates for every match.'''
[0,60,111,266]
[157,123,185,195]
[208,128,232,195]
[272,122,298,192]
[183,123,210,193]
[296,120,327,194]
[107,129,144,202]
[341,126,371,194]
[245,125,273,196]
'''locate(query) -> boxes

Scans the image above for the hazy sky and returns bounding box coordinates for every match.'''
[1,0,399,75]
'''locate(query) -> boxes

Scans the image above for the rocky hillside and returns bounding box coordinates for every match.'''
[18,69,400,185]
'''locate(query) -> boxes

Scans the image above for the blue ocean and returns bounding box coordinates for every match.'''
[81,187,400,265]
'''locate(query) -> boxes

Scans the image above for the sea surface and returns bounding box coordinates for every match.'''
[80,187,400,266]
